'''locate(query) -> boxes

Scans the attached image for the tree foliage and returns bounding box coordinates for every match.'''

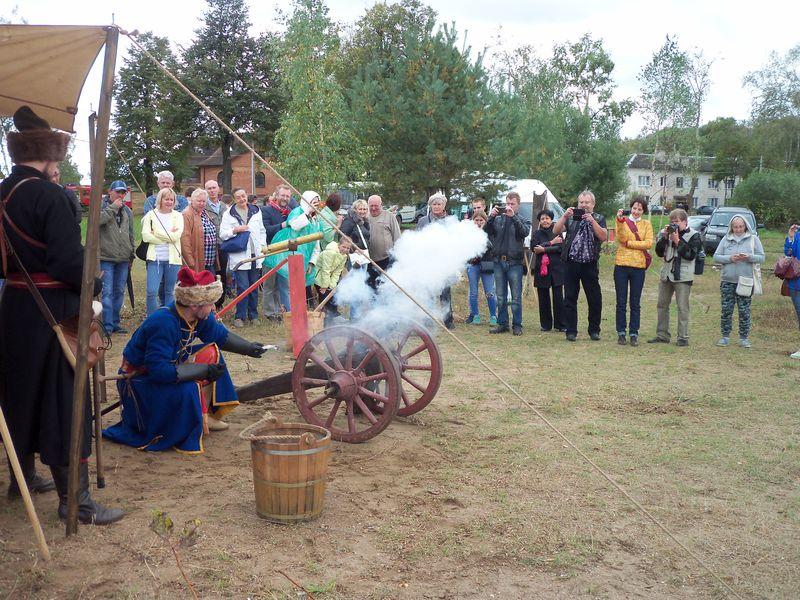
[106,32,189,194]
[59,144,83,184]
[349,14,496,200]
[182,0,285,193]
[275,0,368,193]
[732,169,800,227]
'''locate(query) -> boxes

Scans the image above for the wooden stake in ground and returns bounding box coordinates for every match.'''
[0,404,50,561]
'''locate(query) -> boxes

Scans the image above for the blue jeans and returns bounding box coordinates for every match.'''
[234,267,260,320]
[100,260,129,332]
[790,290,800,331]
[467,264,497,318]
[276,274,291,312]
[613,265,646,336]
[146,260,179,316]
[493,261,524,328]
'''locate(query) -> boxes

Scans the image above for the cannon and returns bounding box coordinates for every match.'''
[235,318,442,443]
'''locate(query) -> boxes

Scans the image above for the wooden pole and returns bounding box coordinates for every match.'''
[66,26,118,536]
[91,363,105,488]
[0,405,50,560]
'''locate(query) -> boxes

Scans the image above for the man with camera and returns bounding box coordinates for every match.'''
[485,192,531,335]
[647,208,702,347]
[553,190,608,341]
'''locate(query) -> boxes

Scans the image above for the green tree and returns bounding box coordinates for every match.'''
[59,144,83,184]
[732,169,800,227]
[106,32,189,194]
[183,0,286,193]
[699,117,756,184]
[275,0,368,193]
[349,19,496,200]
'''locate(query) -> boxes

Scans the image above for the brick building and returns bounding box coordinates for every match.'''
[186,149,284,197]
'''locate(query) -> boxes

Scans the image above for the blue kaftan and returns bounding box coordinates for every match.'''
[103,304,238,453]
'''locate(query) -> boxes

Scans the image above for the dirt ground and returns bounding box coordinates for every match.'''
[1,253,799,599]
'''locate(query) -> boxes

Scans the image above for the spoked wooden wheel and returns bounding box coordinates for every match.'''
[292,326,400,443]
[366,318,443,417]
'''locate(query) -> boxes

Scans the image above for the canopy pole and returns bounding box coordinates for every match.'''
[66,25,118,536]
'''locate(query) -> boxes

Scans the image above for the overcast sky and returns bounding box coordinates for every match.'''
[12,0,799,181]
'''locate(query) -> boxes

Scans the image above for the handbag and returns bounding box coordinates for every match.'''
[736,275,754,297]
[625,218,652,268]
[781,280,791,297]
[750,236,763,296]
[219,207,252,253]
[774,255,800,280]
[349,223,371,267]
[134,239,148,261]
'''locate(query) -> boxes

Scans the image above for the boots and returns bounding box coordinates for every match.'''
[7,454,55,497]
[51,463,124,525]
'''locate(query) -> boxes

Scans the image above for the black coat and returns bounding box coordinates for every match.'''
[0,165,98,465]
[531,226,565,287]
[484,211,531,263]
[340,211,370,250]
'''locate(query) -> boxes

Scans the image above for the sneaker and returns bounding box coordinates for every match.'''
[512,326,522,336]
[647,337,670,344]
[739,338,752,348]
[676,339,689,347]
[233,318,245,328]
[465,314,475,324]
[490,326,509,334]
[250,318,261,326]
[489,316,498,326]
[629,335,639,347]
[472,315,481,325]
[790,350,800,359]
[716,337,730,347]
[206,416,229,431]
[589,332,601,341]
[618,334,627,345]
[565,333,577,342]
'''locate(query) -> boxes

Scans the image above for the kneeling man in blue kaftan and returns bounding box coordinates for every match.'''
[104,267,266,453]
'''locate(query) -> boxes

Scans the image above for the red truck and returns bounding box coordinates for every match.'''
[65,184,133,210]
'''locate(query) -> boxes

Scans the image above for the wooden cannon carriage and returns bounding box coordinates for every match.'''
[236,318,443,443]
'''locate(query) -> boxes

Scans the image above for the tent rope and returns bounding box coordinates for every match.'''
[118,25,740,598]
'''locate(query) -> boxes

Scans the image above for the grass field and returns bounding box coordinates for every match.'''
[3,217,796,598]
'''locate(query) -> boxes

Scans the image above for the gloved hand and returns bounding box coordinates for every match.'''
[176,362,226,382]
[222,331,267,358]
[205,363,226,381]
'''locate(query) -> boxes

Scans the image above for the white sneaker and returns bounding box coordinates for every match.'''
[716,337,729,347]
[790,350,800,359]
[739,338,752,348]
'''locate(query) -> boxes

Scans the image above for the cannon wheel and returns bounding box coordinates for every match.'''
[292,326,400,443]
[388,319,443,416]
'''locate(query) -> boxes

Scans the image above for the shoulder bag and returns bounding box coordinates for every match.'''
[219,207,251,253]
[349,223,371,267]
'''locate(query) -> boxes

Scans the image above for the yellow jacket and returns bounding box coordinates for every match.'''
[314,242,348,289]
[141,210,185,265]
[615,217,654,269]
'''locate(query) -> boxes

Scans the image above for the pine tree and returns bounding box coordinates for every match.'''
[275,0,368,193]
[183,0,285,193]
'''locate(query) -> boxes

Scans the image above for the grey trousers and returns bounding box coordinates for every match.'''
[261,273,281,317]
[656,279,692,342]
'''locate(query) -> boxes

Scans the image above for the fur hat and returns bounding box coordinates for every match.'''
[173,267,223,306]
[6,106,70,164]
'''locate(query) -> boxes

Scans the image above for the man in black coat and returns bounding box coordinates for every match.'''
[0,106,123,525]
[484,192,531,335]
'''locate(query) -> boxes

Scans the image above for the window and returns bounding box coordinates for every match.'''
[692,196,699,208]
[708,197,718,207]
[725,179,735,190]
[659,176,667,187]
[216,170,225,189]
[676,176,684,188]
[255,171,266,188]
[708,179,718,189]
[638,175,651,186]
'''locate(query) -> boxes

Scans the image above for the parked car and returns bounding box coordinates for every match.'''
[696,205,715,215]
[702,206,760,254]
[649,203,665,215]
[389,204,417,224]
[412,201,429,223]
[687,215,709,231]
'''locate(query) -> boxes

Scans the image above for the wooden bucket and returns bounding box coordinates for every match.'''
[282,310,325,349]
[248,418,331,523]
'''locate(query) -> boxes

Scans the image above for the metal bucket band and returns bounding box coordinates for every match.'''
[257,508,323,521]
[253,476,326,489]
[253,445,329,457]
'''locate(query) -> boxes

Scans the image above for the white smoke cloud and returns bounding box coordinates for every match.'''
[335,217,488,334]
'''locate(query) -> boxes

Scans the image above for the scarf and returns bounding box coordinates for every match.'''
[269,200,290,217]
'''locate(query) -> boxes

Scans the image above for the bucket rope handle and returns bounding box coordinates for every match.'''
[239,412,316,447]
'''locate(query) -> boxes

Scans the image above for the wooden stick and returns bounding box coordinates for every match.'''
[313,279,340,313]
[67,25,118,536]
[0,405,50,561]
[523,251,533,299]
[91,363,105,489]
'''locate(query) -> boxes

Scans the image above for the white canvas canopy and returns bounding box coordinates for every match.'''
[0,24,107,132]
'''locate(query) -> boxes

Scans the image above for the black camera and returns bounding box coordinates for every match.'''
[622,209,631,216]
[667,223,679,233]
[572,207,586,220]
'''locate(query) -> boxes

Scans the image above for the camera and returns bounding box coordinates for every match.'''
[495,203,506,213]
[622,209,631,216]
[667,223,679,233]
[572,207,586,220]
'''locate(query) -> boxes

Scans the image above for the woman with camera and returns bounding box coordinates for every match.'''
[713,216,764,347]
[613,199,653,346]
[531,209,565,331]
[465,210,497,325]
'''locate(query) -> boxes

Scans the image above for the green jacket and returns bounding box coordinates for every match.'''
[98,198,135,262]
[314,242,347,289]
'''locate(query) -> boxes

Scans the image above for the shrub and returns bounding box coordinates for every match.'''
[732,169,800,227]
